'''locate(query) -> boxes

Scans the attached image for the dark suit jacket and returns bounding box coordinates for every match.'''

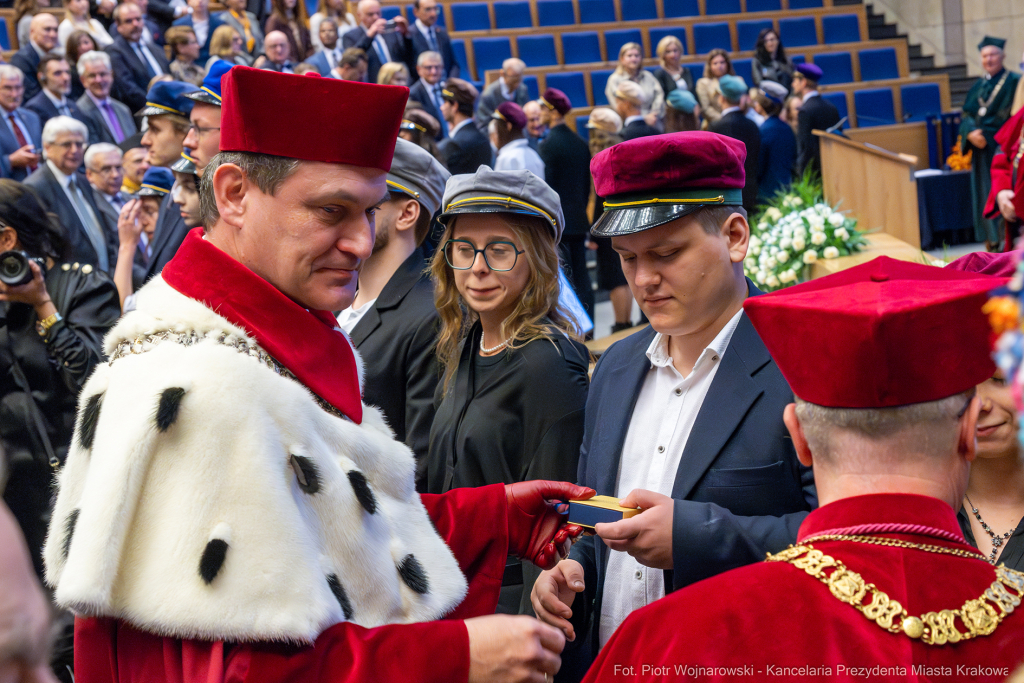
[76,94,137,146]
[10,45,44,101]
[566,285,816,666]
[106,34,171,114]
[539,123,591,238]
[710,110,761,212]
[439,120,492,175]
[409,23,459,81]
[757,115,796,203]
[652,65,694,97]
[349,248,440,490]
[172,14,227,63]
[145,192,189,279]
[305,49,335,77]
[474,80,530,132]
[621,118,660,140]
[92,185,147,288]
[0,107,42,181]
[24,91,91,134]
[341,25,413,86]
[795,93,840,176]
[25,164,118,271]
[407,79,445,140]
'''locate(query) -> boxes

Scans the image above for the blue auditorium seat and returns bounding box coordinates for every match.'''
[537,0,574,26]
[779,17,817,47]
[788,0,822,7]
[472,37,512,76]
[380,5,400,20]
[704,0,741,15]
[517,35,557,67]
[451,3,490,31]
[576,115,591,140]
[0,19,9,51]
[494,1,532,29]
[821,92,848,126]
[578,0,615,24]
[305,0,317,19]
[812,52,853,85]
[649,27,688,58]
[407,4,445,27]
[546,72,588,108]
[663,0,700,18]
[737,19,773,51]
[901,83,942,122]
[745,0,781,11]
[591,69,614,105]
[621,0,657,21]
[859,47,900,81]
[693,23,732,54]
[732,58,753,84]
[523,75,540,101]
[822,14,861,44]
[682,61,705,79]
[451,38,469,76]
[853,88,896,127]
[562,32,603,65]
[791,54,806,65]
[605,29,643,61]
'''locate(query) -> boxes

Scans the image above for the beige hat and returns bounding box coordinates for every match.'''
[613,80,644,107]
[586,107,623,133]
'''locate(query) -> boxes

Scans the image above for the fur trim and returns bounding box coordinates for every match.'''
[45,277,467,643]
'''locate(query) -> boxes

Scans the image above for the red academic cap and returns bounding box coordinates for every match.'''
[946,250,1019,278]
[744,256,1005,408]
[219,67,408,172]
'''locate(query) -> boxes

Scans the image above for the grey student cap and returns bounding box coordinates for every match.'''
[387,137,450,216]
[438,165,565,241]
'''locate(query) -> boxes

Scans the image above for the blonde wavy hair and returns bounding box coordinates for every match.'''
[430,213,581,392]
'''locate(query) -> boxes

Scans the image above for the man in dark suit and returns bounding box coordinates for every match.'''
[709,75,761,213]
[106,1,171,114]
[306,17,341,77]
[754,81,797,204]
[258,30,297,73]
[0,65,43,181]
[613,81,659,140]
[407,51,447,140]
[76,51,138,146]
[408,0,458,82]
[171,0,226,63]
[11,13,60,102]
[336,139,449,490]
[474,58,529,132]
[85,142,128,230]
[26,116,117,272]
[341,0,414,85]
[24,56,92,134]
[531,132,815,677]
[793,63,840,177]
[539,88,593,319]
[438,78,492,175]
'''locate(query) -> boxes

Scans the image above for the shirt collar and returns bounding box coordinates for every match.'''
[415,18,434,35]
[30,40,48,57]
[47,160,74,188]
[624,115,644,126]
[646,308,743,372]
[43,88,67,108]
[803,90,819,103]
[502,137,528,150]
[86,91,110,107]
[499,77,515,100]
[720,105,741,116]
[450,117,473,136]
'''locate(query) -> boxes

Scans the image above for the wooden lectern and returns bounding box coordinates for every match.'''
[814,130,921,249]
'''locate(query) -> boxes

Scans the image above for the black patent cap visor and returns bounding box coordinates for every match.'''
[590,188,745,237]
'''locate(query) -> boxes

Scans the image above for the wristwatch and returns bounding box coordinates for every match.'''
[36,312,63,338]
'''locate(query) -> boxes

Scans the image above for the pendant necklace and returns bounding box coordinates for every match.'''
[965,493,1018,564]
[977,70,1009,117]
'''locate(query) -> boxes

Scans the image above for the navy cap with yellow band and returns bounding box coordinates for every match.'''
[184,59,234,106]
[590,131,746,237]
[171,149,199,175]
[439,165,566,241]
[388,137,450,216]
[136,167,175,197]
[136,81,200,119]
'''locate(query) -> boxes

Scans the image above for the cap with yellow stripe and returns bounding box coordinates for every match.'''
[439,165,566,241]
[135,82,200,119]
[136,167,174,197]
[171,150,199,175]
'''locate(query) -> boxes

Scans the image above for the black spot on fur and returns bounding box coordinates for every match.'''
[62,509,80,560]
[78,393,103,449]
[199,539,228,584]
[398,554,429,594]
[327,574,354,620]
[290,455,320,494]
[156,387,187,432]
[346,470,377,514]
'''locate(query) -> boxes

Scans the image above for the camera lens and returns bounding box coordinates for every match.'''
[0,250,32,286]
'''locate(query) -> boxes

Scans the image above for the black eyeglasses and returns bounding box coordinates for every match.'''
[444,239,524,272]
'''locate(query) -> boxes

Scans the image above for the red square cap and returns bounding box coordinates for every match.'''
[744,256,1006,408]
[219,67,408,172]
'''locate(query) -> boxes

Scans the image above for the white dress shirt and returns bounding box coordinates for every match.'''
[598,309,744,647]
[623,115,644,127]
[494,138,544,177]
[336,297,377,334]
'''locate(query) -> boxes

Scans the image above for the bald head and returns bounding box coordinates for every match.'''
[29,13,59,52]
[501,58,525,90]
[356,0,382,27]
[264,30,290,65]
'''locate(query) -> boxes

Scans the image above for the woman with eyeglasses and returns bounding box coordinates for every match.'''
[425,167,590,614]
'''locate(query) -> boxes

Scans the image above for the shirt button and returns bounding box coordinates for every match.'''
[674,388,682,396]
[635,570,643,580]
[657,445,665,453]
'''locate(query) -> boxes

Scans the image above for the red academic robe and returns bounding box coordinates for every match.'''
[73,484,509,683]
[583,493,1024,682]
[985,107,1024,249]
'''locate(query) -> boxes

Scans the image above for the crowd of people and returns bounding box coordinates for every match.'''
[1,3,1024,683]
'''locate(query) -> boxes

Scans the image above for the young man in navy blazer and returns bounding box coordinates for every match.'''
[531,131,816,678]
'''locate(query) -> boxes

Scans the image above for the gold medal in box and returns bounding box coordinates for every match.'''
[568,495,641,531]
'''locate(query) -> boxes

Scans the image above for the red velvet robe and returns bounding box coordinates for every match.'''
[985,107,1024,249]
[73,484,509,683]
[584,494,1024,682]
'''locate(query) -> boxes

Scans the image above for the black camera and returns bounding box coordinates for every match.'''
[384,18,397,30]
[0,250,46,286]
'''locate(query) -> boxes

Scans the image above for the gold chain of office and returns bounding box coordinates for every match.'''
[765,540,1024,645]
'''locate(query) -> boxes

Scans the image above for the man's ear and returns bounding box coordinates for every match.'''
[0,225,18,252]
[721,211,750,264]
[958,395,981,464]
[211,163,248,230]
[393,198,421,234]
[783,403,814,468]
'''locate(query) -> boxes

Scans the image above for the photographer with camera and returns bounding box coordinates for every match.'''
[341,0,412,84]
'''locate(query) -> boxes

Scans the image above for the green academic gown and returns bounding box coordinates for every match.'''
[960,68,1021,245]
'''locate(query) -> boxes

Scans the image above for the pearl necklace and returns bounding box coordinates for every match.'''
[965,494,1018,564]
[480,333,514,354]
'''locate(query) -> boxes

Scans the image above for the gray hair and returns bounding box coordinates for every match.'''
[77,50,111,77]
[417,50,442,67]
[84,142,122,169]
[0,64,23,84]
[199,152,301,230]
[42,115,88,148]
[502,58,525,73]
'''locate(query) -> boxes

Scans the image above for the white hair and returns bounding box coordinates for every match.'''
[0,65,24,84]
[502,58,525,73]
[84,142,122,169]
[42,115,88,150]
[417,50,442,67]
[77,50,111,77]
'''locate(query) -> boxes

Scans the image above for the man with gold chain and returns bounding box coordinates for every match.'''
[581,257,1024,681]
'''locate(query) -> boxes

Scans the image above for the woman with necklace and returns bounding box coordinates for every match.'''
[960,372,1024,569]
[426,167,590,614]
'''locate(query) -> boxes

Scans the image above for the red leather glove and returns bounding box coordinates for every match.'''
[505,481,596,570]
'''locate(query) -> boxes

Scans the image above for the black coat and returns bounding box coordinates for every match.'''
[539,123,591,238]
[349,248,439,491]
[409,23,459,81]
[10,45,43,101]
[439,120,492,175]
[105,35,171,114]
[23,91,92,134]
[341,25,414,85]
[407,79,445,141]
[145,192,190,280]
[621,118,660,141]
[795,94,840,176]
[426,322,589,493]
[710,110,761,212]
[651,66,694,97]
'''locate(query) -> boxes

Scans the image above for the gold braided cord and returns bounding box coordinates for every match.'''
[766,543,1024,645]
[801,534,985,559]
[386,179,421,198]
[603,195,726,208]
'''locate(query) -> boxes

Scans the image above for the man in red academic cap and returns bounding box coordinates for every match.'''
[42,67,592,683]
[582,257,1024,682]
[985,102,1024,250]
